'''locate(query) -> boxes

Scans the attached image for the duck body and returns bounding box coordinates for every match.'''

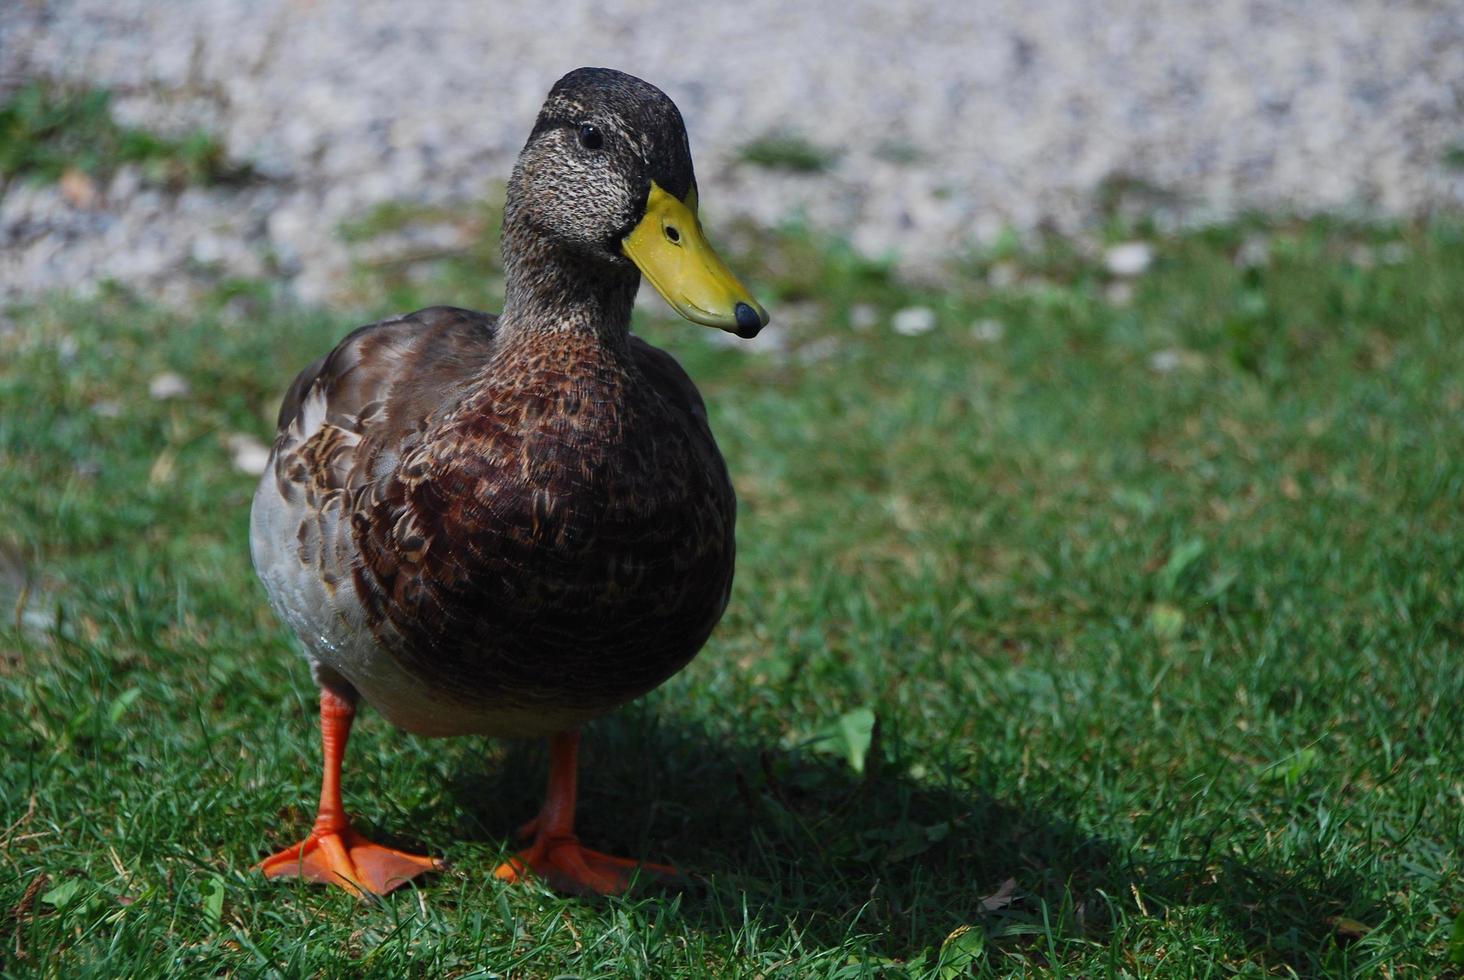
[248,66,769,896]
[250,303,735,738]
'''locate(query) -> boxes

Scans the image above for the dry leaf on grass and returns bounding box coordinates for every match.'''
[980,877,1018,911]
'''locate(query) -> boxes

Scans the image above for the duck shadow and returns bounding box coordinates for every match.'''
[433,707,1380,969]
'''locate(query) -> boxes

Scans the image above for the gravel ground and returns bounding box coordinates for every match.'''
[2,0,1462,305]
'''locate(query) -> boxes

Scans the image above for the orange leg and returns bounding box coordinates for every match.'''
[493,730,679,895]
[256,689,440,897]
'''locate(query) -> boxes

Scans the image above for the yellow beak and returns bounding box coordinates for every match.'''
[621,182,770,338]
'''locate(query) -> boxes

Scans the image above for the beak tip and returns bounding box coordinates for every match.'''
[733,302,765,339]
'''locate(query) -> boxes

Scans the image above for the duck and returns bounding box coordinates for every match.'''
[248,67,768,897]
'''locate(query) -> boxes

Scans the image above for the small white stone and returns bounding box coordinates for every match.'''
[849,303,878,331]
[1235,235,1270,269]
[1106,281,1135,306]
[0,0,1447,312]
[892,306,936,336]
[795,336,841,364]
[226,434,271,476]
[746,320,788,353]
[191,233,226,266]
[21,605,60,635]
[1149,349,1184,374]
[774,301,820,329]
[987,262,1019,289]
[108,166,141,205]
[970,318,1005,342]
[1105,241,1154,277]
[148,372,191,400]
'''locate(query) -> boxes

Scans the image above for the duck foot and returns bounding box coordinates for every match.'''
[256,688,439,897]
[493,835,678,896]
[258,827,440,896]
[494,729,679,896]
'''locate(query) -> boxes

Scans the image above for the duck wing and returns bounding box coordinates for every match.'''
[270,306,498,494]
[251,306,498,678]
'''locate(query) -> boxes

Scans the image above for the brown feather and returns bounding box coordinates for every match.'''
[251,68,742,738]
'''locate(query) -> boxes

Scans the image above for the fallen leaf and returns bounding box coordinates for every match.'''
[41,879,81,910]
[1327,915,1371,941]
[810,707,877,774]
[979,877,1018,911]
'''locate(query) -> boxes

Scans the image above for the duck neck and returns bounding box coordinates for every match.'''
[496,217,640,352]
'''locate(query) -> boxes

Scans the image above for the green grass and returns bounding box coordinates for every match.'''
[737,133,841,174]
[2,215,1462,977]
[0,81,249,190]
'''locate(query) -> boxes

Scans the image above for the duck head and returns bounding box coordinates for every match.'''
[505,67,769,339]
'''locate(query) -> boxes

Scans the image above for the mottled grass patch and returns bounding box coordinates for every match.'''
[1,218,1461,976]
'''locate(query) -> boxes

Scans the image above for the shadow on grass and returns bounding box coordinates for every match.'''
[430,707,1379,970]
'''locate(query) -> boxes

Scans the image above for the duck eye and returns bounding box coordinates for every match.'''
[577,124,603,150]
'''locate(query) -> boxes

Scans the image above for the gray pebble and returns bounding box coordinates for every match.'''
[2,0,1460,307]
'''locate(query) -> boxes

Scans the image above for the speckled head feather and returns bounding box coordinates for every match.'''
[506,69,696,264]
[532,68,696,202]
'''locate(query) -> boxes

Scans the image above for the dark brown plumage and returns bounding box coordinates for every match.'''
[249,67,768,896]
[268,304,734,722]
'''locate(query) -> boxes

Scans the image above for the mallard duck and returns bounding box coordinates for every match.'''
[249,67,768,897]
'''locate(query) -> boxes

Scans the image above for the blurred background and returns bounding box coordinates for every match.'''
[2,0,1462,305]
